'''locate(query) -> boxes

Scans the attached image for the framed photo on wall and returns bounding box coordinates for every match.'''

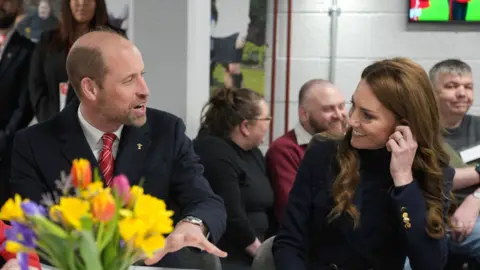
[210,0,267,95]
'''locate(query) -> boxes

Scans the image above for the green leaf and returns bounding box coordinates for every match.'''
[36,232,72,269]
[80,216,93,231]
[98,199,121,250]
[32,216,69,239]
[78,230,103,270]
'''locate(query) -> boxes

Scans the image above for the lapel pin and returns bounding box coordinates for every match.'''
[137,143,142,150]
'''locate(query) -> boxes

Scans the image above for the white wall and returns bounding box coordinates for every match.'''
[265,0,480,144]
[130,0,210,139]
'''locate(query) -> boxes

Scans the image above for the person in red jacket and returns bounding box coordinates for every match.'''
[0,220,41,270]
[265,79,346,222]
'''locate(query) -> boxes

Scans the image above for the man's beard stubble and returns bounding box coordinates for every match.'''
[309,117,346,135]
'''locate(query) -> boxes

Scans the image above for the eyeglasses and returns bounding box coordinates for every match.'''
[248,116,272,121]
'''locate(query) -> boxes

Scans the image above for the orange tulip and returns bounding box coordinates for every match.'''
[71,159,92,189]
[91,189,116,222]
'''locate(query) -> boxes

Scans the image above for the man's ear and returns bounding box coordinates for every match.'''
[80,77,99,101]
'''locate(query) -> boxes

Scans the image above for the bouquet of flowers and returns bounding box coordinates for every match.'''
[0,158,174,270]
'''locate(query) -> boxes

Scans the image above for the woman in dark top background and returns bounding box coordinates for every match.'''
[28,0,122,123]
[193,88,275,270]
[273,58,455,270]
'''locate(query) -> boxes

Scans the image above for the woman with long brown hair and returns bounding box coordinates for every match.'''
[272,57,455,270]
[28,0,123,123]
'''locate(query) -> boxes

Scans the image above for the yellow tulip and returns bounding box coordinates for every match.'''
[0,194,26,222]
[91,189,116,222]
[71,159,92,189]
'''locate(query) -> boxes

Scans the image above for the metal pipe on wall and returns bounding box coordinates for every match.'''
[284,0,292,134]
[328,0,341,82]
[268,0,279,145]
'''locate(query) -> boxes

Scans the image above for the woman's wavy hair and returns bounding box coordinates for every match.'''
[50,0,108,49]
[200,88,264,138]
[328,57,452,239]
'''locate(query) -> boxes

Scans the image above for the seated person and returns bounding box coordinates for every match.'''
[0,220,41,270]
[430,59,480,264]
[266,78,347,222]
[193,88,275,270]
[273,58,455,270]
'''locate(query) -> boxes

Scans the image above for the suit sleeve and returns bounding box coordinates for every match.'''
[272,141,331,270]
[390,166,455,270]
[9,131,48,203]
[197,146,257,249]
[169,119,226,244]
[265,143,302,223]
[28,32,50,122]
[0,46,34,155]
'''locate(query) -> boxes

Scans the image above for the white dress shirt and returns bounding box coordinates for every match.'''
[294,123,313,146]
[77,107,123,160]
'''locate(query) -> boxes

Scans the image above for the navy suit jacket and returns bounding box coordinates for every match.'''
[0,31,35,206]
[273,139,454,270]
[9,100,227,261]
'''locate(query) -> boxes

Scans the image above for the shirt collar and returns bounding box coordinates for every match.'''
[77,106,123,149]
[294,123,313,146]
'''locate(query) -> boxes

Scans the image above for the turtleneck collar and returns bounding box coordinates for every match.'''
[356,147,392,171]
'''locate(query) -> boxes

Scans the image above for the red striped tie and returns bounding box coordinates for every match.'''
[99,133,116,186]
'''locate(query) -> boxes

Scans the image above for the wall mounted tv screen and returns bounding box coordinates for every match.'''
[409,0,480,22]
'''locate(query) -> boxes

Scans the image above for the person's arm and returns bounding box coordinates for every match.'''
[265,143,302,222]
[197,144,260,256]
[390,167,455,270]
[9,130,48,203]
[169,119,226,244]
[272,141,332,270]
[453,166,480,190]
[28,32,50,122]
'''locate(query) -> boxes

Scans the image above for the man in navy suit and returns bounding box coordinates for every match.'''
[9,29,227,266]
[0,0,34,206]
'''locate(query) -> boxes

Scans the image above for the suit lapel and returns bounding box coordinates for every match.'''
[114,124,151,186]
[0,32,22,76]
[56,100,99,170]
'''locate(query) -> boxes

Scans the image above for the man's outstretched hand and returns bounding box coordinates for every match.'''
[144,221,228,265]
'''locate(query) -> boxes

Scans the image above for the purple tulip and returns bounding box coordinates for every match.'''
[21,201,46,217]
[112,174,131,205]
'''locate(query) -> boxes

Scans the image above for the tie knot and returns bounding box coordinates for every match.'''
[102,133,116,149]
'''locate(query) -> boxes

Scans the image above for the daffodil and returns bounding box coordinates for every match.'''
[81,181,104,199]
[51,197,91,230]
[128,185,144,208]
[0,194,27,222]
[118,217,147,247]
[141,234,166,258]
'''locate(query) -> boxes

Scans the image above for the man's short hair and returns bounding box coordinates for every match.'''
[429,59,472,85]
[65,28,126,97]
[298,79,332,106]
